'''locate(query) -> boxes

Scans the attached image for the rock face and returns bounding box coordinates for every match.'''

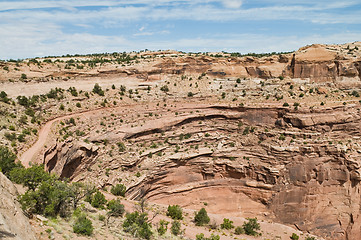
[25,42,361,240]
[42,104,361,239]
[0,172,37,240]
[119,105,361,240]
[124,44,361,86]
[44,140,99,179]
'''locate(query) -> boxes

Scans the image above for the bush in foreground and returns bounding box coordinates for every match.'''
[73,215,93,236]
[0,146,19,178]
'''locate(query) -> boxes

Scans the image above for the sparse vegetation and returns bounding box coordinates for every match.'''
[290,233,300,240]
[243,218,260,236]
[123,211,153,239]
[167,205,183,220]
[92,83,104,96]
[194,208,210,226]
[73,214,93,236]
[110,184,126,197]
[221,218,234,229]
[107,199,125,217]
[171,220,182,236]
[160,85,169,92]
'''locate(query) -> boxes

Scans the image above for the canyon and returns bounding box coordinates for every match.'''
[1,42,361,239]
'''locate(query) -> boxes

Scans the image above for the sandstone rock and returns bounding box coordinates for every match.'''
[0,173,37,240]
[44,141,99,179]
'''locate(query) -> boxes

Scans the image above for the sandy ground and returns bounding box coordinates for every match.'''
[0,76,153,98]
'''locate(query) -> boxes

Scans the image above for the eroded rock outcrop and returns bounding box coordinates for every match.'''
[44,140,99,179]
[0,172,37,240]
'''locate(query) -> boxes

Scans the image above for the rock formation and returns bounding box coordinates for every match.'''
[0,172,37,240]
[41,104,361,239]
[4,41,361,240]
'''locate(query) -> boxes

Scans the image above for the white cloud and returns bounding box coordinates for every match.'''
[223,0,243,8]
[0,0,120,11]
[133,31,154,36]
[1,1,360,25]
[0,0,360,59]
[1,19,360,59]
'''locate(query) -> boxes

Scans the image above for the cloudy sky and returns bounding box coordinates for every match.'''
[1,0,361,59]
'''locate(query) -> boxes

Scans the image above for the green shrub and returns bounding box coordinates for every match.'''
[107,199,125,217]
[166,205,183,220]
[90,191,107,209]
[68,87,78,97]
[25,108,35,117]
[234,226,244,235]
[290,233,299,240]
[279,134,286,141]
[194,208,210,226]
[19,115,28,124]
[283,102,289,107]
[17,96,30,107]
[160,85,169,92]
[73,215,93,236]
[0,91,11,104]
[110,184,126,196]
[117,142,126,152]
[352,90,360,97]
[92,83,104,96]
[0,146,19,177]
[243,126,250,135]
[306,237,316,240]
[17,134,26,142]
[243,218,260,236]
[4,132,16,141]
[10,164,50,190]
[157,220,169,236]
[221,218,234,229]
[123,211,153,239]
[196,233,220,240]
[98,214,105,221]
[19,177,76,217]
[68,117,76,125]
[171,220,182,236]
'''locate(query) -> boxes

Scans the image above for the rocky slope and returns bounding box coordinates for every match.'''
[2,42,361,240]
[39,102,361,240]
[0,172,37,240]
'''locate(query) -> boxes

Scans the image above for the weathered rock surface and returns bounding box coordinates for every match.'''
[17,42,361,240]
[44,140,99,179]
[0,172,37,240]
[41,103,361,239]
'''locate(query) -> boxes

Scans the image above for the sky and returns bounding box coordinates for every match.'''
[0,0,361,59]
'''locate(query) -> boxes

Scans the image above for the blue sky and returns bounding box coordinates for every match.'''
[0,0,361,59]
